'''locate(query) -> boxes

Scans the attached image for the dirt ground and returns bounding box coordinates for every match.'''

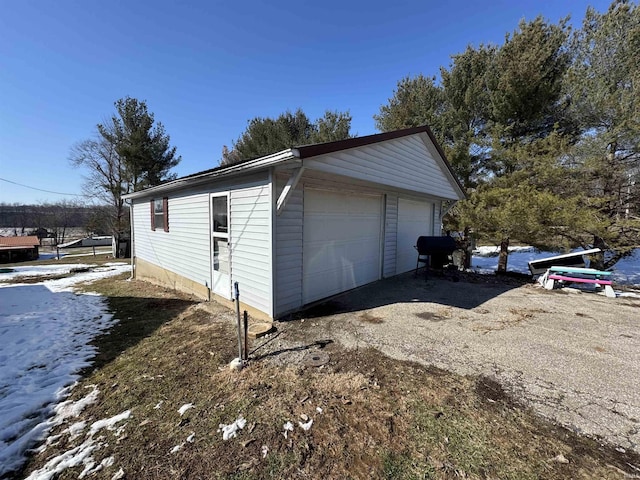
[254,272,640,455]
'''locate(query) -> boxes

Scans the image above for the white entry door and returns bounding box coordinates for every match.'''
[396,198,433,274]
[211,193,231,298]
[303,189,382,304]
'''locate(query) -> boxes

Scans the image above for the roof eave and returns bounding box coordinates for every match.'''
[123,149,299,200]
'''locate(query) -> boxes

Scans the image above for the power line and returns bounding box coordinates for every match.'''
[0,177,85,197]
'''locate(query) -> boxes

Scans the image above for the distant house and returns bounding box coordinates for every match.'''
[123,126,466,320]
[0,236,40,263]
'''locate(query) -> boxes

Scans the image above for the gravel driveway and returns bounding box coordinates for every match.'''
[269,272,640,453]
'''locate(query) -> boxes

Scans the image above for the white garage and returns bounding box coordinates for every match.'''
[125,125,466,320]
[395,198,433,274]
[303,189,382,304]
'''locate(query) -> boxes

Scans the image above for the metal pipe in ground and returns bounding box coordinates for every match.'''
[243,310,248,361]
[234,282,243,361]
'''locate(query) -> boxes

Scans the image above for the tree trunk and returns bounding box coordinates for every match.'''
[462,226,472,269]
[113,231,121,258]
[497,237,509,273]
[592,235,606,270]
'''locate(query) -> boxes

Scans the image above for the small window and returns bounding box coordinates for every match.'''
[212,196,228,234]
[151,198,169,232]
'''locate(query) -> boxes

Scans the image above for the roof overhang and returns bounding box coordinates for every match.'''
[123,149,299,200]
[123,125,467,201]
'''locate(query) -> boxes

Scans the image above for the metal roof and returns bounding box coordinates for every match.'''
[0,236,40,248]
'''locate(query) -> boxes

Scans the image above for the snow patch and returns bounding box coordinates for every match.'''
[178,403,194,416]
[24,437,102,480]
[111,467,125,479]
[170,432,195,453]
[68,421,87,439]
[0,262,130,476]
[0,285,120,475]
[472,246,640,286]
[53,386,100,424]
[170,443,183,454]
[218,415,246,440]
[299,419,313,431]
[283,421,294,439]
[24,410,130,480]
[88,410,131,436]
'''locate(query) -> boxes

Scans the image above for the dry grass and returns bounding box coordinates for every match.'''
[17,275,640,480]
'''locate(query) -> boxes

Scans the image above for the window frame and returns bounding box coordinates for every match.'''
[151,197,169,232]
[211,194,229,237]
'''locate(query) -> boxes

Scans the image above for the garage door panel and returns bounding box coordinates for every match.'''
[396,198,433,274]
[303,190,382,304]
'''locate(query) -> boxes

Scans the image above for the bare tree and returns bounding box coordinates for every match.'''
[70,122,129,243]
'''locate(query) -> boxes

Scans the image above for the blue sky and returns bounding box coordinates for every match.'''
[0,0,613,204]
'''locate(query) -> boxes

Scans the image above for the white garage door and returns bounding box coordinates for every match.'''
[303,189,382,304]
[396,198,433,274]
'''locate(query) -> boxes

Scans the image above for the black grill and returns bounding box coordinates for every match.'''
[415,236,457,271]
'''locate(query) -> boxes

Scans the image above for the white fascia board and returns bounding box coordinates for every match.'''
[123,149,300,200]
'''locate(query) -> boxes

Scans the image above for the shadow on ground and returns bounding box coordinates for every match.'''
[293,269,529,319]
[83,294,197,374]
[250,334,334,361]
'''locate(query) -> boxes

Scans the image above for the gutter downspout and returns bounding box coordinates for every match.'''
[125,198,134,280]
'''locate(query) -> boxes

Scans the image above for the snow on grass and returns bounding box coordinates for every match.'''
[178,403,194,416]
[0,262,130,477]
[0,263,94,279]
[472,246,552,275]
[218,415,246,440]
[472,246,640,286]
[298,419,313,431]
[283,421,294,439]
[24,409,130,480]
[169,432,195,454]
[88,410,131,436]
[609,249,640,285]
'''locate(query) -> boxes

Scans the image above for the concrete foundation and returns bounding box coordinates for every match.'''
[133,257,273,321]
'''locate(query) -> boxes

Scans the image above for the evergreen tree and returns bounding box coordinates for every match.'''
[475,17,574,270]
[71,97,181,249]
[221,109,353,166]
[99,97,181,191]
[565,0,640,268]
[375,16,581,271]
[374,75,445,136]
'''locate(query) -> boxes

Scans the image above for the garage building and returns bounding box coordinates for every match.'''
[123,125,466,319]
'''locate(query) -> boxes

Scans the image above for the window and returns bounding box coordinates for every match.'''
[212,196,228,234]
[151,198,169,232]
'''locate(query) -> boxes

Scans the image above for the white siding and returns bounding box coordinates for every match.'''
[303,134,462,200]
[274,177,303,316]
[230,184,272,316]
[133,193,211,287]
[383,195,398,278]
[131,172,272,315]
[434,201,442,236]
[396,198,433,274]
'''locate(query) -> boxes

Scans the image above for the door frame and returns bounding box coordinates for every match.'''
[210,192,231,299]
